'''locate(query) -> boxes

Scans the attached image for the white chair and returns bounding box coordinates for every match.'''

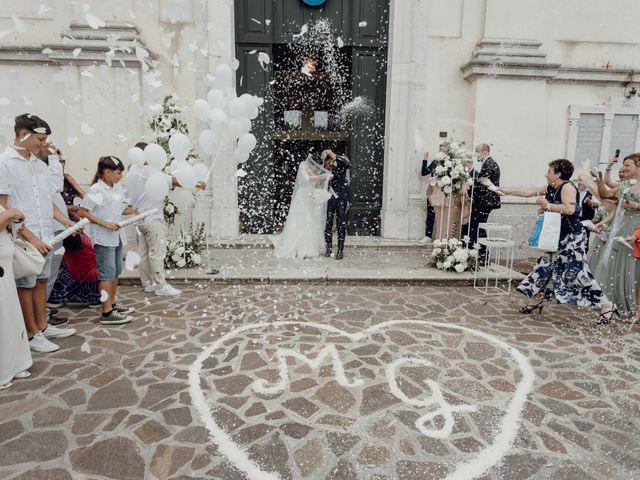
[473,224,515,295]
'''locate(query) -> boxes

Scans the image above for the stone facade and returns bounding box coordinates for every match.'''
[0,0,639,245]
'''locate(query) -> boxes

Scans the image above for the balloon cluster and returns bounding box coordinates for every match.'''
[127,134,210,209]
[192,64,263,165]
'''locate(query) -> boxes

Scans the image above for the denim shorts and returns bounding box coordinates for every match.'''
[94,242,123,281]
[15,249,53,289]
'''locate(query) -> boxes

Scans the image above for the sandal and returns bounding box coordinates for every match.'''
[597,308,619,325]
[13,370,31,380]
[519,300,544,315]
[0,382,12,390]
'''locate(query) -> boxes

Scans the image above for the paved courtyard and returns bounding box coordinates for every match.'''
[0,283,639,480]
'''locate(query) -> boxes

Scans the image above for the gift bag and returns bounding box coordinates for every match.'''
[528,212,561,252]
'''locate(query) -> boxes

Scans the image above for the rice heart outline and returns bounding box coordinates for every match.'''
[189,320,535,480]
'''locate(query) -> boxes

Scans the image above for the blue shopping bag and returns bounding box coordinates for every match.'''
[528,212,561,252]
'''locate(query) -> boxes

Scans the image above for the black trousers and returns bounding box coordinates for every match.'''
[326,197,348,250]
[462,207,492,254]
[425,200,435,238]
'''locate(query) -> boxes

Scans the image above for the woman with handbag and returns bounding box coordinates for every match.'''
[624,223,640,325]
[498,159,616,325]
[0,206,32,390]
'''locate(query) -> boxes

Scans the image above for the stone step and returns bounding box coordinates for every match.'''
[207,234,434,252]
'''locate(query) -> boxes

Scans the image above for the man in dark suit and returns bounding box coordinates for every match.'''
[322,149,350,260]
[419,151,437,244]
[577,180,596,250]
[463,143,500,256]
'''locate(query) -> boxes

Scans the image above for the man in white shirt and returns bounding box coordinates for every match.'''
[0,114,76,353]
[125,142,207,296]
[36,143,72,327]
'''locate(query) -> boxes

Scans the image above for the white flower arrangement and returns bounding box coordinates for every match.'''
[164,223,207,269]
[430,139,471,196]
[163,196,178,225]
[430,237,479,273]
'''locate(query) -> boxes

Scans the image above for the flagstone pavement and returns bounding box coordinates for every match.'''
[0,283,639,480]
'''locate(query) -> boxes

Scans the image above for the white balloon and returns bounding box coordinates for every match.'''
[237,133,257,154]
[193,162,209,180]
[234,149,251,164]
[171,187,194,208]
[145,172,170,201]
[209,108,229,129]
[239,117,252,134]
[228,97,247,118]
[144,144,168,171]
[227,118,245,140]
[198,129,218,155]
[174,162,198,189]
[193,98,211,122]
[214,64,233,89]
[207,89,226,109]
[245,102,259,120]
[169,133,193,163]
[127,147,145,167]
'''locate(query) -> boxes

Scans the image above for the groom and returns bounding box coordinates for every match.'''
[322,149,351,260]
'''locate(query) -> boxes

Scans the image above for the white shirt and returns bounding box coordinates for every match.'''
[125,164,171,223]
[0,146,54,243]
[47,154,68,232]
[80,179,128,247]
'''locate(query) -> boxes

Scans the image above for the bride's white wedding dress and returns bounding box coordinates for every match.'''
[274,156,332,259]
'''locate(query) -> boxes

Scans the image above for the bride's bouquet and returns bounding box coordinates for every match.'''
[430,237,479,272]
[430,139,471,196]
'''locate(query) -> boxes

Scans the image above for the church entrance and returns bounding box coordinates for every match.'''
[234,0,389,236]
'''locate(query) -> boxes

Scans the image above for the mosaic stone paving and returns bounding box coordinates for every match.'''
[0,283,639,480]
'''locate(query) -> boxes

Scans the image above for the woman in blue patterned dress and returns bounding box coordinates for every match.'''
[498,159,616,325]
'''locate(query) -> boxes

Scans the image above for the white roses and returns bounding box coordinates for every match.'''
[429,237,478,273]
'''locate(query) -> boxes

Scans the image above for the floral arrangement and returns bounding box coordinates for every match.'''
[431,139,471,196]
[149,95,198,224]
[163,196,178,226]
[430,237,479,272]
[164,223,206,269]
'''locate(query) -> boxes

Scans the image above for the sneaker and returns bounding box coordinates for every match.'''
[48,313,69,326]
[418,236,432,245]
[100,310,133,325]
[43,324,77,339]
[143,283,157,293]
[155,283,182,296]
[29,332,60,353]
[13,370,31,379]
[112,303,135,314]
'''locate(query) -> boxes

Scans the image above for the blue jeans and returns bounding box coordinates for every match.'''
[94,242,123,281]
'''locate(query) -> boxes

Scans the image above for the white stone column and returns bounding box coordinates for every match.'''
[380,0,419,239]
[202,0,240,239]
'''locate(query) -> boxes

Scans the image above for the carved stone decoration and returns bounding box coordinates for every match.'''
[0,22,156,68]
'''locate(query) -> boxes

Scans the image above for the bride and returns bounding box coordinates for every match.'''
[274,155,333,258]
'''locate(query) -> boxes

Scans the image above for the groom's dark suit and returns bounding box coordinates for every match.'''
[463,156,501,252]
[325,155,351,253]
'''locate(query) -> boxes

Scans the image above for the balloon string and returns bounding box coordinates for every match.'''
[206,143,226,181]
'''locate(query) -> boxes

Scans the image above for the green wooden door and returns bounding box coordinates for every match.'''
[236,44,275,234]
[234,0,389,235]
[349,47,387,235]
